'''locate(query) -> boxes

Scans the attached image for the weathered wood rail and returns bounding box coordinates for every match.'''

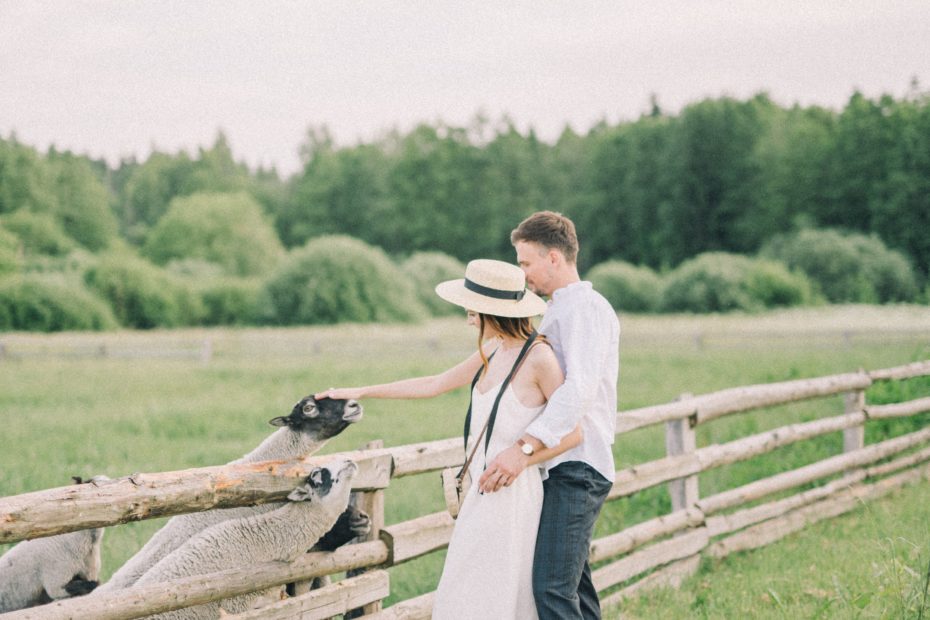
[1,359,929,619]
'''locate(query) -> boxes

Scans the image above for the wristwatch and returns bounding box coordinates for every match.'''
[517,438,534,456]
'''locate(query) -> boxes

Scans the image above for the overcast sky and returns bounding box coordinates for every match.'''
[2,1,929,176]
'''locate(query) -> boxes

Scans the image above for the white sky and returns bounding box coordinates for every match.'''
[2,1,929,176]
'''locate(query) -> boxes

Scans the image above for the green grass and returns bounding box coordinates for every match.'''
[1,305,929,611]
[612,480,930,619]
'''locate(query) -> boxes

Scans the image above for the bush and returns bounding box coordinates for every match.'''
[0,210,76,256]
[197,278,262,326]
[0,228,20,276]
[19,248,98,277]
[743,259,818,308]
[0,275,118,331]
[261,235,427,325]
[143,192,285,277]
[761,228,919,303]
[586,260,662,312]
[661,252,815,313]
[401,251,466,316]
[84,253,204,328]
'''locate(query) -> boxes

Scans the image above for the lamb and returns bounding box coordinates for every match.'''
[135,459,358,620]
[0,476,108,612]
[99,396,362,592]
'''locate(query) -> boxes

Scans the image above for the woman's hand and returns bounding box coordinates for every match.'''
[314,387,365,401]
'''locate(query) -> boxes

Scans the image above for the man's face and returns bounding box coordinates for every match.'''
[515,240,555,297]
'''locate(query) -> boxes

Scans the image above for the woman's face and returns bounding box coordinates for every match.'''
[467,311,501,339]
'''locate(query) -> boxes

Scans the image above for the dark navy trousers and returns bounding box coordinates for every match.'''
[533,461,613,620]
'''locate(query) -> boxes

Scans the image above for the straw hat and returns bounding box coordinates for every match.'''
[435,259,547,318]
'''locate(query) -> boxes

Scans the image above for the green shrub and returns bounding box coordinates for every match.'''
[661,252,815,313]
[197,278,262,326]
[0,228,20,276]
[19,248,98,277]
[84,253,204,328]
[743,259,819,308]
[401,251,466,316]
[0,275,118,331]
[164,258,226,280]
[143,192,284,277]
[761,228,919,303]
[261,235,427,325]
[586,260,662,313]
[0,210,76,256]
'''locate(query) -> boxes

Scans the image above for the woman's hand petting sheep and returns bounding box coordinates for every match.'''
[315,387,365,401]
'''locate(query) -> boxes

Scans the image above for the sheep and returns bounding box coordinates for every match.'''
[292,498,371,593]
[0,476,108,612]
[135,459,359,620]
[99,396,362,592]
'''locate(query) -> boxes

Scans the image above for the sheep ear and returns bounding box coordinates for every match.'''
[268,416,289,427]
[287,485,314,502]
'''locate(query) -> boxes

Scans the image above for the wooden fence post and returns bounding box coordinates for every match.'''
[843,389,866,454]
[346,439,386,617]
[200,338,213,363]
[666,394,699,511]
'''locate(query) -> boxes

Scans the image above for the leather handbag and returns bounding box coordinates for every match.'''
[441,331,540,518]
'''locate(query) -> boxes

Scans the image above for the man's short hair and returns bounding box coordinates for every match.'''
[510,211,579,264]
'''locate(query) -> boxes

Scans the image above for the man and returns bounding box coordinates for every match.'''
[478,210,619,619]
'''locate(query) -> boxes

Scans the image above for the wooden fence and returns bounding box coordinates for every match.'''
[1,360,929,619]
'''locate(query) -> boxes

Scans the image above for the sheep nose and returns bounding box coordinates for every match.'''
[343,400,363,421]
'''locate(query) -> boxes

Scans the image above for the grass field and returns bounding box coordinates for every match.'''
[1,304,930,616]
[613,479,930,619]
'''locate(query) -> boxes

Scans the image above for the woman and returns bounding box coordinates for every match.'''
[317,259,580,619]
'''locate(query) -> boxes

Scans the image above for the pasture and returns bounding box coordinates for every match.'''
[1,304,930,616]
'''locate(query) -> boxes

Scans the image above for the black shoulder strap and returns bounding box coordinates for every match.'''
[460,331,539,453]
[483,330,538,454]
[461,352,491,449]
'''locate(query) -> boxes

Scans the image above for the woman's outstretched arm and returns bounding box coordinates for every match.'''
[315,348,487,402]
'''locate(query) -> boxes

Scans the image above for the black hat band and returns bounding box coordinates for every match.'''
[464,278,526,301]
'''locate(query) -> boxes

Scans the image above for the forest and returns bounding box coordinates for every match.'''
[1,88,928,330]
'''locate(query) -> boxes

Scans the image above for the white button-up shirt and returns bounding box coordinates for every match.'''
[525,281,619,482]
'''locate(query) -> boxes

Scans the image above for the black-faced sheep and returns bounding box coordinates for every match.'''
[99,396,362,592]
[135,459,358,620]
[0,476,108,612]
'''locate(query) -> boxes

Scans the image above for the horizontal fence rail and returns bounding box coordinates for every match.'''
[1,360,929,619]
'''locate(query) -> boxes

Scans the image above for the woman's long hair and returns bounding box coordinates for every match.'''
[476,314,536,376]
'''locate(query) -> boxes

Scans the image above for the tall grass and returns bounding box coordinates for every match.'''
[1,305,929,611]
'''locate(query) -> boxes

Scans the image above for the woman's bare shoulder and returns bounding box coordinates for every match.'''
[527,340,560,372]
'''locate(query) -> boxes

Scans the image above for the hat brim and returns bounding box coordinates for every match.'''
[435,279,547,318]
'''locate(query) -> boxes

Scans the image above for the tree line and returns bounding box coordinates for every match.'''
[1,87,928,330]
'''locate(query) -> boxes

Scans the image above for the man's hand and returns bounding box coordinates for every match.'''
[478,445,529,493]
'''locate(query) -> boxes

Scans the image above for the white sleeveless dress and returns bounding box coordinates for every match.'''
[432,382,545,620]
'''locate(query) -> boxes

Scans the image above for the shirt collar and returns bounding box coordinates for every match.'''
[549,280,591,303]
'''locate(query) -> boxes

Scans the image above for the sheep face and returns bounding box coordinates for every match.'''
[268,396,362,440]
[287,460,358,505]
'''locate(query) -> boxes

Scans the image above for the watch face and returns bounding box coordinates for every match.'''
[521,443,534,455]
